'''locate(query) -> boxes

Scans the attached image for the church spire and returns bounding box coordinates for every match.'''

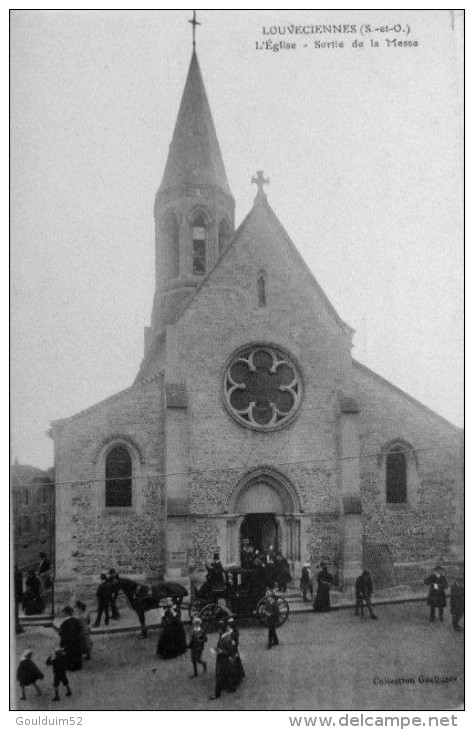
[148,37,235,337]
[159,50,232,196]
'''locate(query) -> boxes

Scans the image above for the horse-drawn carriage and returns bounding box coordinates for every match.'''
[115,566,290,637]
[188,566,290,632]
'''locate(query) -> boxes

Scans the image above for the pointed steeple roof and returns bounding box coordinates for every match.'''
[159,51,232,196]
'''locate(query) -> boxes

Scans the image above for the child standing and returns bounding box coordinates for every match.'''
[17,649,44,700]
[46,648,72,702]
[187,616,207,678]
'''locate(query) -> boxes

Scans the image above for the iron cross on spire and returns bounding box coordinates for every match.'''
[252,170,270,199]
[189,10,201,49]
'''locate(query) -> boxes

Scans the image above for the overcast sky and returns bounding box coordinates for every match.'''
[10,9,463,469]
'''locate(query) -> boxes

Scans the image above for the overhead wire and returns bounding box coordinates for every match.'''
[10,441,461,488]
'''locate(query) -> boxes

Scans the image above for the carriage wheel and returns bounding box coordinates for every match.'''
[199,603,230,633]
[256,596,290,628]
[188,598,206,621]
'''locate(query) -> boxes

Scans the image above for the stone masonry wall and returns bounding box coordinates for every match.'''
[170,203,353,537]
[189,518,220,572]
[53,376,166,583]
[307,515,340,575]
[353,362,462,565]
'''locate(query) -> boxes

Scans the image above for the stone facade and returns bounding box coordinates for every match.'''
[51,48,463,603]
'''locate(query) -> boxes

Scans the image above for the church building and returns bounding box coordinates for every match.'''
[51,46,463,601]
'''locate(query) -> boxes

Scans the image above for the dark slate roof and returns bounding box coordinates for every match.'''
[159,51,232,196]
[352,359,463,431]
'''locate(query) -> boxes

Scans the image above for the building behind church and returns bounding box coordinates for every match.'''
[51,47,463,604]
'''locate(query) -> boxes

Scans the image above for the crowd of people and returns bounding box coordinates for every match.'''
[16,599,93,702]
[241,544,291,592]
[15,551,464,704]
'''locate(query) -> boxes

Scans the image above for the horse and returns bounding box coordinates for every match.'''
[116,577,188,637]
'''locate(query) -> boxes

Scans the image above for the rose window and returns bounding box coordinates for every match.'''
[224,345,302,431]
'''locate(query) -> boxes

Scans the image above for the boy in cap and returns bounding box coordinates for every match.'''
[46,648,72,702]
[187,616,207,677]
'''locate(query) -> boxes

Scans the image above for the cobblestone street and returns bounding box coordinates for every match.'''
[12,604,464,712]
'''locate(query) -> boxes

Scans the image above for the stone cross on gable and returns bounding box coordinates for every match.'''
[189,10,201,49]
[252,170,270,199]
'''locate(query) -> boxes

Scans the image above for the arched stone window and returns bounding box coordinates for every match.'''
[164,213,179,279]
[386,447,407,503]
[105,445,132,508]
[192,212,206,274]
[218,218,230,256]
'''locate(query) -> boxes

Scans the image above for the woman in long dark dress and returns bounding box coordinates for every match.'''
[313,564,334,612]
[227,617,245,684]
[157,601,187,659]
[22,570,45,616]
[210,622,239,699]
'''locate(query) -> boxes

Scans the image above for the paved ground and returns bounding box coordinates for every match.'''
[12,603,464,711]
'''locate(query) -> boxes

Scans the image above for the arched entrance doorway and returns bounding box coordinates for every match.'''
[226,468,302,568]
[240,513,279,554]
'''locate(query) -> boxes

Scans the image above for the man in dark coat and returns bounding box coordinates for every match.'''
[59,606,83,671]
[424,565,448,622]
[94,573,112,626]
[108,568,120,620]
[263,547,277,588]
[275,553,291,593]
[450,574,464,632]
[355,570,377,619]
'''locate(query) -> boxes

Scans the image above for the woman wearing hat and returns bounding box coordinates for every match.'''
[210,621,238,699]
[157,599,187,659]
[17,648,44,700]
[424,565,448,622]
[227,617,245,684]
[187,616,207,677]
